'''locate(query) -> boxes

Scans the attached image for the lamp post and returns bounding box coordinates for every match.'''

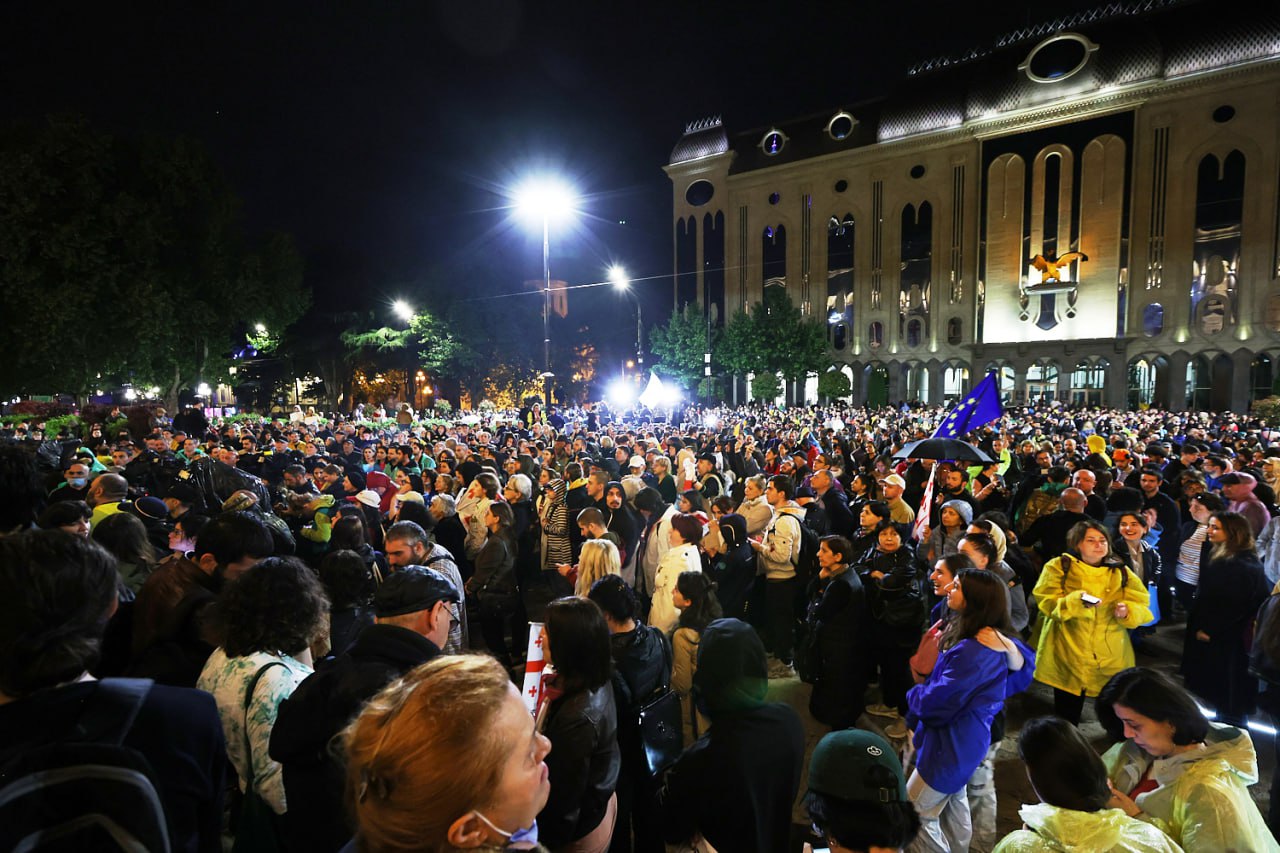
[515,178,576,407]
[609,265,643,373]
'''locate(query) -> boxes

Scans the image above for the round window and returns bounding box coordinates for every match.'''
[1020,33,1097,84]
[834,179,848,193]
[768,192,781,205]
[685,180,715,207]
[910,164,926,179]
[760,129,787,156]
[827,112,856,141]
[1213,105,1236,123]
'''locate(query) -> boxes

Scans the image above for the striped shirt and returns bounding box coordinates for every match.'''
[1175,522,1208,585]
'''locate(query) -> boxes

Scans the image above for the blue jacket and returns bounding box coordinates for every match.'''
[907,636,1035,794]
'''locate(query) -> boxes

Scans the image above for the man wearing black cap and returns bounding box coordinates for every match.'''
[696,453,724,500]
[270,566,459,852]
[658,618,805,853]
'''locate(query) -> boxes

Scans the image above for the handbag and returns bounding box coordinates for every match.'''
[1141,581,1161,628]
[637,689,684,776]
[871,581,926,630]
[232,662,285,853]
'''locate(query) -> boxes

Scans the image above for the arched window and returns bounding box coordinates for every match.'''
[1142,303,1163,337]
[763,224,787,288]
[868,321,883,350]
[946,318,962,345]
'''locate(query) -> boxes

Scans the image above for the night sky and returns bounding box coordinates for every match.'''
[1,0,1104,366]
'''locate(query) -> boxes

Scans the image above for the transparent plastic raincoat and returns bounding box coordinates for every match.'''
[992,803,1182,852]
[1102,723,1279,852]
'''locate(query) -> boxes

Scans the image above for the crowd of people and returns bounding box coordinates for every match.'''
[3,396,1280,852]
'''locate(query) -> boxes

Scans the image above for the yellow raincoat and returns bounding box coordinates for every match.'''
[1103,724,1279,852]
[993,803,1182,852]
[1032,554,1152,697]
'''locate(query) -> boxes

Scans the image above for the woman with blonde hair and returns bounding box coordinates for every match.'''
[343,655,552,852]
[575,538,621,596]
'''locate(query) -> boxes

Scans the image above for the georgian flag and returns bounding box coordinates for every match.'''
[522,622,547,714]
[913,465,936,543]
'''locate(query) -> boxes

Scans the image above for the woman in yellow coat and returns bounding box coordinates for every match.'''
[1032,520,1152,724]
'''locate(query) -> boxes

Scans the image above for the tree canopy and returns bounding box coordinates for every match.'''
[648,305,714,390]
[0,115,308,404]
[718,287,826,382]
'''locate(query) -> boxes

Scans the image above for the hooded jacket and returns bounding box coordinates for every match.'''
[992,803,1183,852]
[906,636,1035,794]
[659,619,804,853]
[1032,554,1152,697]
[1103,724,1279,852]
[758,503,805,580]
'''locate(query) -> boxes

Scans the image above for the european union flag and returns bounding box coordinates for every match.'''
[932,372,1003,439]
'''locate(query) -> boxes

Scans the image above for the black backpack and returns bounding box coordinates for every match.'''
[0,678,171,853]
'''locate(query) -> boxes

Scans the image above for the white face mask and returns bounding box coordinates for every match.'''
[471,809,513,840]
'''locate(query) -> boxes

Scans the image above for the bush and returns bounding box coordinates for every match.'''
[11,401,74,418]
[434,399,453,414]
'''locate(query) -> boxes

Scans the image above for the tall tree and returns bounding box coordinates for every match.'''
[648,305,716,390]
[717,287,826,400]
[0,115,308,405]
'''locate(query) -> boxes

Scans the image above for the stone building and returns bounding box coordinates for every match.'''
[664,1,1280,411]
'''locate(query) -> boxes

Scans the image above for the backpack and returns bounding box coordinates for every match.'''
[1017,487,1059,535]
[782,512,821,617]
[0,678,171,853]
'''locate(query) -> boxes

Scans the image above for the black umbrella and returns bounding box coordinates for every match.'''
[892,437,993,464]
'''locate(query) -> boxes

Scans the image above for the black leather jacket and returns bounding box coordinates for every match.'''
[539,683,621,848]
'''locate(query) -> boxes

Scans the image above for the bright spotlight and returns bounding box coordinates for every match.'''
[704,414,720,430]
[513,178,578,227]
[607,379,636,409]
[392,300,414,322]
[254,322,267,334]
[124,388,137,401]
[196,383,211,397]
[828,311,843,325]
[608,265,628,290]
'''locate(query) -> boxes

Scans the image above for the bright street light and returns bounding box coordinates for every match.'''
[610,264,643,368]
[608,265,628,290]
[254,322,267,334]
[514,178,578,227]
[392,300,414,322]
[514,176,578,406]
[196,383,211,397]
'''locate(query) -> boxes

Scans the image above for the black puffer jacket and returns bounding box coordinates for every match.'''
[269,625,441,852]
[608,624,670,746]
[539,683,620,848]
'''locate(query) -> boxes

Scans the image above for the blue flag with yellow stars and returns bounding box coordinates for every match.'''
[932,372,1002,439]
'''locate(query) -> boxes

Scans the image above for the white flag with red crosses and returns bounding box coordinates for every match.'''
[522,622,547,713]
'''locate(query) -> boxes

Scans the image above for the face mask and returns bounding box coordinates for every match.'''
[471,810,513,841]
[68,478,88,489]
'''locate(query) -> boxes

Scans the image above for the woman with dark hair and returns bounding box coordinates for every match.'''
[37,499,92,537]
[677,489,709,527]
[1182,511,1270,725]
[197,556,329,833]
[650,512,703,635]
[329,512,386,579]
[858,519,923,733]
[587,575,668,853]
[467,501,518,667]
[1098,667,1277,851]
[993,716,1180,852]
[958,533,1029,633]
[853,500,892,557]
[92,511,159,593]
[1173,492,1224,607]
[847,471,879,518]
[801,535,868,730]
[906,570,1034,853]
[1032,519,1152,725]
[317,548,375,656]
[536,597,620,852]
[672,571,722,744]
[704,512,755,621]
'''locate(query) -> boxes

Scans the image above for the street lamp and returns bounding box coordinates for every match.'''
[515,177,577,406]
[609,265,643,370]
[392,300,414,323]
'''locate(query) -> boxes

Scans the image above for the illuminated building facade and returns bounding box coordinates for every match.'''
[665,2,1280,411]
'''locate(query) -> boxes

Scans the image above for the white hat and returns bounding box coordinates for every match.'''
[629,455,646,469]
[880,473,906,489]
[354,489,381,508]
